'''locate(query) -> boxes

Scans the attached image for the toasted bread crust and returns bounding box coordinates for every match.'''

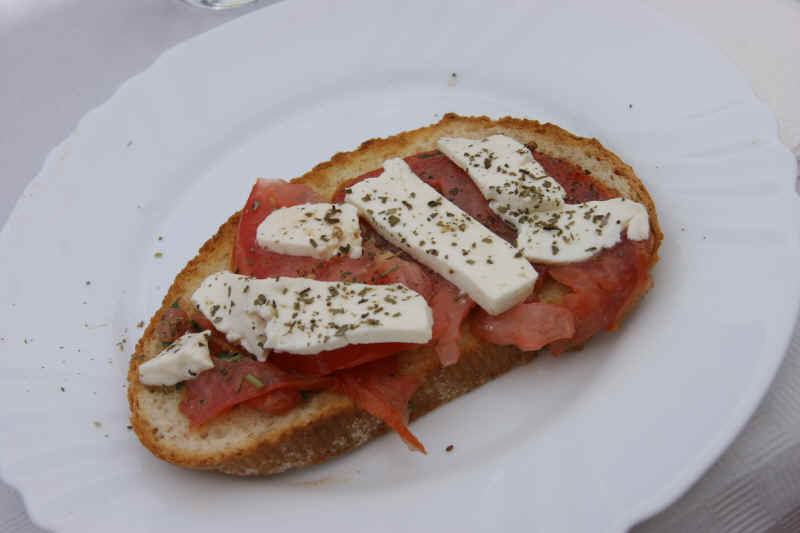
[128,113,662,475]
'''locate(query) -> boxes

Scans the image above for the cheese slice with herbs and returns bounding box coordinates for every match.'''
[438,135,650,263]
[344,158,537,315]
[256,203,362,260]
[249,276,432,355]
[516,198,650,263]
[192,272,269,360]
[192,271,432,357]
[138,331,214,386]
[437,135,566,229]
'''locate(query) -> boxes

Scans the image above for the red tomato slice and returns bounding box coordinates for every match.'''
[407,151,517,243]
[334,357,426,453]
[312,251,435,301]
[245,389,303,416]
[233,179,323,278]
[269,342,415,375]
[155,306,190,343]
[180,356,335,426]
[472,302,575,352]
[532,151,617,203]
[430,281,475,366]
[546,238,652,354]
[331,169,382,203]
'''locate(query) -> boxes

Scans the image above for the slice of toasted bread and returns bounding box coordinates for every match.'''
[127,113,662,475]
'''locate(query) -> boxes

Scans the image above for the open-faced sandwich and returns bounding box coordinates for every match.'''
[127,113,662,475]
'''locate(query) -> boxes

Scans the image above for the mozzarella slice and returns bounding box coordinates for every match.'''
[256,203,362,260]
[192,271,268,360]
[517,198,650,264]
[437,135,566,228]
[344,158,537,315]
[192,271,432,357]
[138,331,214,386]
[247,277,432,355]
[438,134,650,263]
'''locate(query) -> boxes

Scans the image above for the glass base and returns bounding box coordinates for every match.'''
[180,0,260,9]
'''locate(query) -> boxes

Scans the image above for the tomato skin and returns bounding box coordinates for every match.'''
[180,356,335,426]
[472,302,575,352]
[245,389,303,416]
[232,179,322,278]
[269,342,415,375]
[334,356,426,453]
[546,237,652,354]
[532,151,617,203]
[313,251,435,302]
[156,307,189,343]
[331,170,382,203]
[408,151,517,243]
[429,282,474,366]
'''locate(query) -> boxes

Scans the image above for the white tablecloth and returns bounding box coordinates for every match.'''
[1,1,799,531]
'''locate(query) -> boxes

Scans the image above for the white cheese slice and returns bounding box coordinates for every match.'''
[438,134,650,263]
[192,271,268,360]
[437,135,566,228]
[517,198,650,264]
[192,270,432,357]
[256,203,362,260]
[247,277,432,355]
[138,331,214,386]
[344,158,537,315]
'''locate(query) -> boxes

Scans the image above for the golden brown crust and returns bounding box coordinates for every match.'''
[128,113,661,475]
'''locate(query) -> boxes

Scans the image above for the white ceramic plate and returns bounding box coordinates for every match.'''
[1,1,798,531]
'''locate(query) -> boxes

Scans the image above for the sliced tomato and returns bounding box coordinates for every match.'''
[527,264,551,298]
[269,342,415,375]
[232,179,323,278]
[189,311,216,334]
[170,297,214,333]
[546,238,652,354]
[472,302,575,352]
[245,389,303,416]
[156,306,190,343]
[315,240,470,367]
[345,251,434,301]
[407,151,517,242]
[171,297,236,349]
[532,151,617,203]
[312,250,435,301]
[307,253,376,284]
[331,170,382,203]
[369,254,435,301]
[179,356,335,426]
[430,281,474,366]
[334,356,426,453]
